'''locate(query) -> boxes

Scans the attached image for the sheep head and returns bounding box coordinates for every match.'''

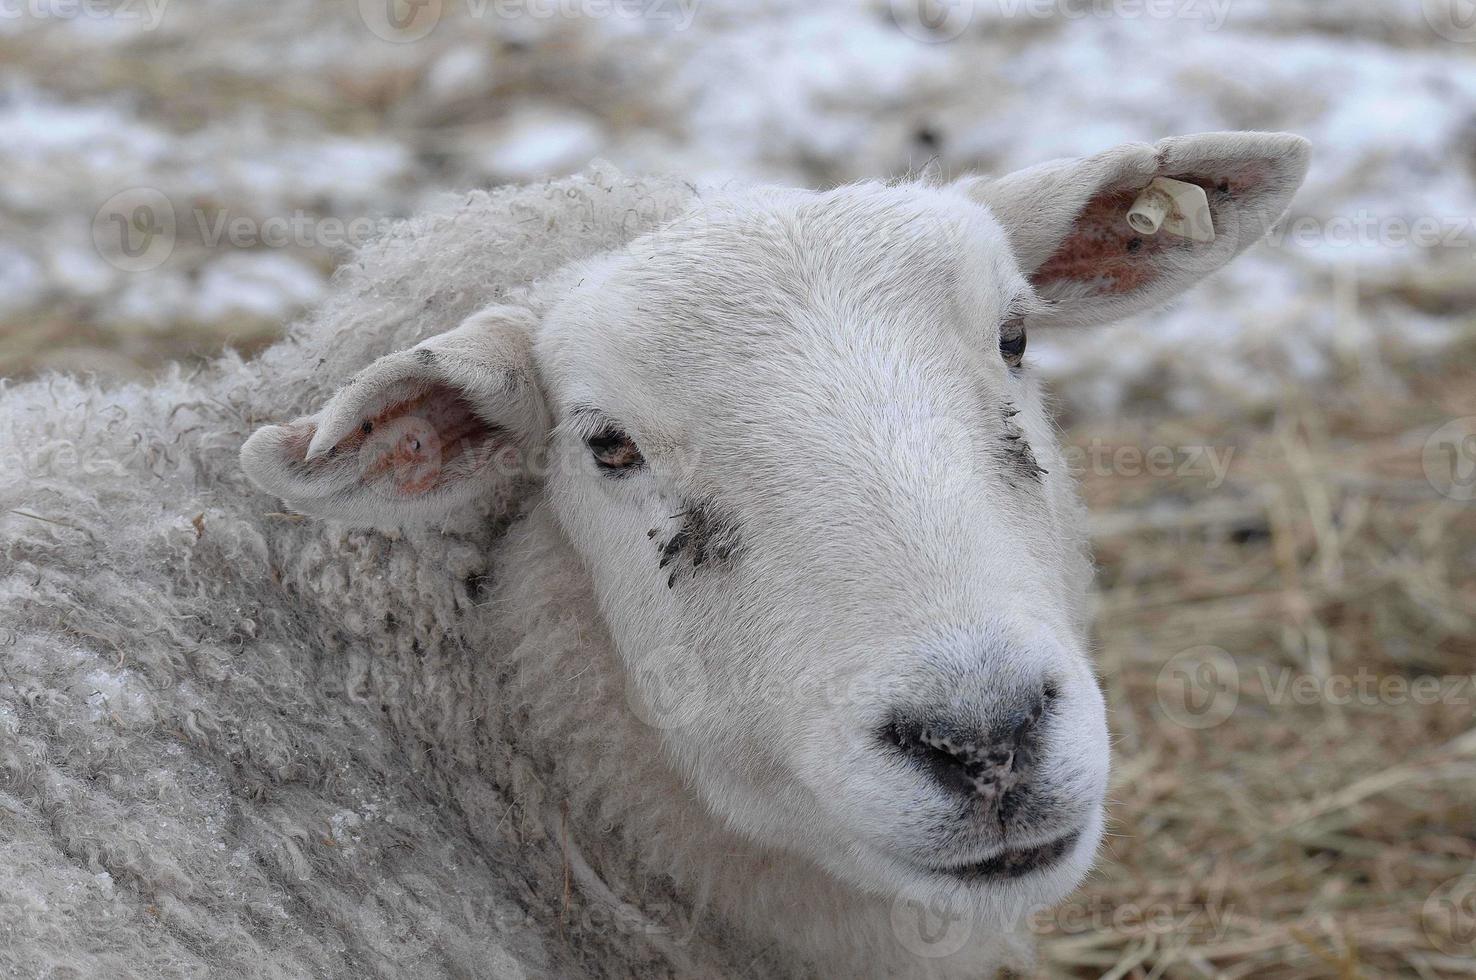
[241,132,1308,936]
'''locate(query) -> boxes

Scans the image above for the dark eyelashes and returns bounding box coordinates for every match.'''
[999,315,1027,368]
[587,426,645,472]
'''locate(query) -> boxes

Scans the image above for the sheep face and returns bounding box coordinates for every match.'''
[538,181,1110,912]
[241,133,1310,927]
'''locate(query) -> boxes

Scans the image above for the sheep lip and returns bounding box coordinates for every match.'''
[925,831,1079,881]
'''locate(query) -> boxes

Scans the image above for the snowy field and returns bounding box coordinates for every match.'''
[2,0,1474,417]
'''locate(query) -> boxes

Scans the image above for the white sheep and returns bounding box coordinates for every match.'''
[0,133,1308,979]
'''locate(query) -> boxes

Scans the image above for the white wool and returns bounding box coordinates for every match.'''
[0,168,716,979]
[1,133,1307,978]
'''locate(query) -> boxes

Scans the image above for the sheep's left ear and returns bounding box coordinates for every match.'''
[967,131,1310,328]
[240,305,549,528]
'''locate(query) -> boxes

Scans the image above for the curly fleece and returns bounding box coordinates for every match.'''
[0,168,805,979]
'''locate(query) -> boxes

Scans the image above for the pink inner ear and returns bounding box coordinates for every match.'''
[1032,169,1255,298]
[324,383,501,497]
[1033,186,1175,296]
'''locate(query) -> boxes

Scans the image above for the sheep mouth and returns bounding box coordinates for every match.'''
[925,831,1079,881]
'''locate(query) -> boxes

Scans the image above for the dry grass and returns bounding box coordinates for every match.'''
[0,313,282,379]
[1038,329,1476,978]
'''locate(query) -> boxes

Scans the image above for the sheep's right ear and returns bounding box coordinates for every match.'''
[240,305,548,528]
[966,132,1310,329]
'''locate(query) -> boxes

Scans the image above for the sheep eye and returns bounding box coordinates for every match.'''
[587,427,645,472]
[999,316,1027,368]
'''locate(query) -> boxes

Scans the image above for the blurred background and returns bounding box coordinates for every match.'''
[2,0,1473,976]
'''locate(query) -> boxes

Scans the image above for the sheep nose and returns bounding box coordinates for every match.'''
[878,683,1057,801]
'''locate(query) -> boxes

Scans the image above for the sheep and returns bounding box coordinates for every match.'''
[0,133,1308,980]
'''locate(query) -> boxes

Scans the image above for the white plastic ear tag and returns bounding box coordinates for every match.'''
[1126,177,1215,243]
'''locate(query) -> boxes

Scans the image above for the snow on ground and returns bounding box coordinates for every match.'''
[1,0,1473,413]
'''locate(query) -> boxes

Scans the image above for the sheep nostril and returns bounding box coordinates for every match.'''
[879,682,1057,801]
